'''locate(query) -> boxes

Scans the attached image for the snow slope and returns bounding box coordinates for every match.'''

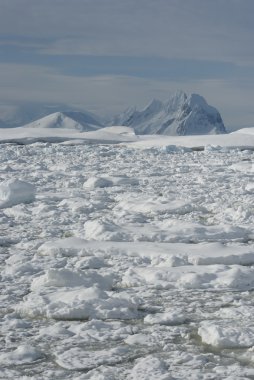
[127,128,254,150]
[0,126,138,144]
[111,91,226,135]
[0,125,254,150]
[23,111,103,132]
[0,103,104,129]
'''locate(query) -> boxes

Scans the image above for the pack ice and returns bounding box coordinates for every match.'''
[1,128,254,379]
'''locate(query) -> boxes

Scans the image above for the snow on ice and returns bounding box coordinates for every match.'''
[1,127,254,379]
[0,178,35,208]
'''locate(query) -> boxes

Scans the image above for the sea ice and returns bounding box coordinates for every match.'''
[55,346,130,370]
[0,178,35,208]
[17,287,140,320]
[38,238,254,267]
[68,320,137,343]
[30,268,114,290]
[128,355,172,380]
[144,309,186,325]
[83,176,113,189]
[198,322,254,348]
[124,333,158,346]
[115,195,193,215]
[122,264,254,290]
[2,140,254,379]
[83,219,130,241]
[0,345,43,365]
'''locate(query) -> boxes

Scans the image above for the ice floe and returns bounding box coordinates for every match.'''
[144,309,186,325]
[38,238,254,267]
[198,322,254,348]
[0,345,43,366]
[128,355,172,380]
[55,345,131,370]
[17,286,141,320]
[0,178,35,208]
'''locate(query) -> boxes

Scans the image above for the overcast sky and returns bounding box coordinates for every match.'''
[0,0,253,127]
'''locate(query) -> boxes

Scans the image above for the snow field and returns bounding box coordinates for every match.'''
[1,141,254,379]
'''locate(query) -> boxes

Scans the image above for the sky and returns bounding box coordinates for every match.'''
[0,0,253,128]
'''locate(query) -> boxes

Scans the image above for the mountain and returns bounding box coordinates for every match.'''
[110,91,226,135]
[23,111,103,131]
[0,92,226,135]
[0,103,104,129]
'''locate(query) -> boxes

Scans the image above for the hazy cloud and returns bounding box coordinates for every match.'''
[0,0,253,64]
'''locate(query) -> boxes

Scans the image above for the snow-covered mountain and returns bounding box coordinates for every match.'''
[23,111,103,131]
[0,103,104,129]
[110,92,226,135]
[0,92,226,135]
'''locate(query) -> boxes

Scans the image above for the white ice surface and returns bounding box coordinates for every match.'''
[30,268,114,290]
[0,345,43,365]
[17,288,140,320]
[55,346,131,370]
[127,355,172,380]
[39,238,254,267]
[1,138,254,379]
[198,322,254,348]
[0,125,138,144]
[144,310,186,325]
[0,178,35,208]
[1,126,254,150]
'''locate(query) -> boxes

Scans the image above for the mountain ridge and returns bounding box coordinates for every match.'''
[110,91,226,135]
[0,92,227,135]
[0,103,103,129]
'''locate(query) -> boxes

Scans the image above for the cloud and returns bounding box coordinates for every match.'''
[0,0,253,64]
